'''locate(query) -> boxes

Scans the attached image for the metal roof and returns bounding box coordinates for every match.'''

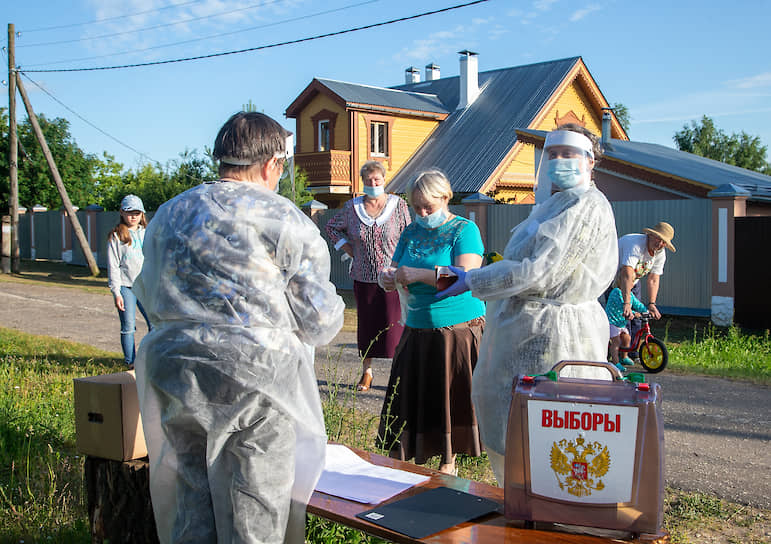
[316,78,448,114]
[384,57,581,194]
[519,128,771,202]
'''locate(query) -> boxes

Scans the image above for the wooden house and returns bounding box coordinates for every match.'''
[285,53,628,207]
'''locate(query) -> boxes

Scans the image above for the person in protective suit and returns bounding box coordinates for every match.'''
[436,124,618,485]
[133,111,344,543]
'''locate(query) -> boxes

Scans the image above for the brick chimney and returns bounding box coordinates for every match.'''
[457,50,479,110]
[425,63,440,81]
[405,66,420,84]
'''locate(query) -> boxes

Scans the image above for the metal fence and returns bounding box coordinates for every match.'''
[13,199,713,316]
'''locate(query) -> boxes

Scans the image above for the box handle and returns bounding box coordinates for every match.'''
[87,412,104,423]
[551,360,623,381]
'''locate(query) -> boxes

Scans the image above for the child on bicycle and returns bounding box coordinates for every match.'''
[605,286,647,369]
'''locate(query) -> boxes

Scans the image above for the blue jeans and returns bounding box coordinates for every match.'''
[118,285,151,366]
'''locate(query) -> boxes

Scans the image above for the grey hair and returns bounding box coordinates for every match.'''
[359,160,387,180]
[213,112,289,175]
[407,169,453,205]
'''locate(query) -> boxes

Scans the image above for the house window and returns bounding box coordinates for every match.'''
[370,121,388,157]
[318,120,330,151]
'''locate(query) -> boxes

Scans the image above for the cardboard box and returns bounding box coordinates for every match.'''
[73,370,148,461]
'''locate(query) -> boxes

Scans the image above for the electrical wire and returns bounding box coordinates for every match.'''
[17,74,213,184]
[19,0,283,48]
[23,0,379,68]
[21,0,205,33]
[21,0,491,73]
[19,72,161,167]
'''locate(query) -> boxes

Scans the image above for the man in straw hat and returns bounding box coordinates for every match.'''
[616,221,676,360]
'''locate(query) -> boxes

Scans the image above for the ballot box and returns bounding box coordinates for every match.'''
[504,360,664,539]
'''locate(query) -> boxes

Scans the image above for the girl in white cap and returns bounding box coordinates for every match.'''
[107,194,151,368]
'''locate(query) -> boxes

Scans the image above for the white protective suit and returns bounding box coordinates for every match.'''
[133,180,344,544]
[466,185,617,483]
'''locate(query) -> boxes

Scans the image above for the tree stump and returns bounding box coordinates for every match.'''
[84,456,159,543]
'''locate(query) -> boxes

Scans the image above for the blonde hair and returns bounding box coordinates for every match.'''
[407,169,453,205]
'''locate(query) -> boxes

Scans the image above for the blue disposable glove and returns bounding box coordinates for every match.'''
[435,265,470,299]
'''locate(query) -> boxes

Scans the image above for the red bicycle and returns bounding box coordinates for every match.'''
[619,312,669,373]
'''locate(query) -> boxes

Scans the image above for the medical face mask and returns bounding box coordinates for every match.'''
[547,158,585,191]
[415,208,447,229]
[363,185,384,198]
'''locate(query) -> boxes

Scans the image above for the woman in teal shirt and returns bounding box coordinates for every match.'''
[377,170,485,475]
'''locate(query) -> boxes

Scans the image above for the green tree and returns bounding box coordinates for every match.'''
[0,107,121,211]
[674,115,771,174]
[102,148,218,211]
[278,164,313,207]
[611,102,630,134]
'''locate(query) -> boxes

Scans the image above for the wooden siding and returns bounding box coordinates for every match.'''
[298,94,348,153]
[536,81,602,134]
[355,112,438,192]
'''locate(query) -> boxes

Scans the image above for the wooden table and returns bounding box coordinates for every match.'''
[309,448,668,544]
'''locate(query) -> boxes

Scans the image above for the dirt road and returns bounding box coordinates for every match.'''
[1,278,769,509]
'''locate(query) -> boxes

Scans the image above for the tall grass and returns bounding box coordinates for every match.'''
[0,327,120,542]
[665,323,771,383]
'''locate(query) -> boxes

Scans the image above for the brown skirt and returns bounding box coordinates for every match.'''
[377,317,484,465]
[353,280,404,359]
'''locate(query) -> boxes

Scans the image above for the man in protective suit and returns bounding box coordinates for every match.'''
[134,111,344,543]
[437,124,618,485]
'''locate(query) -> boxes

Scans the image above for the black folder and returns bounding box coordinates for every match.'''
[355,486,501,539]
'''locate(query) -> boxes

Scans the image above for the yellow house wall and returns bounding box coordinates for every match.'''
[534,82,602,135]
[297,94,348,153]
[355,112,438,187]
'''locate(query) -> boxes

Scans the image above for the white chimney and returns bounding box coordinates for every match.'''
[405,66,420,84]
[601,108,612,144]
[425,62,440,81]
[458,50,479,109]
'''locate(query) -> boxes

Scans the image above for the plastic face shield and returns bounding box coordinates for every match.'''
[534,131,594,200]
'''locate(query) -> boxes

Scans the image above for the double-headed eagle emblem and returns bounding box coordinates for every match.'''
[550,435,610,497]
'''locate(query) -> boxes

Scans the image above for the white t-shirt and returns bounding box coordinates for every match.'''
[618,233,665,286]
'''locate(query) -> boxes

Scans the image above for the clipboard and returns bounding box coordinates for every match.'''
[355,486,501,539]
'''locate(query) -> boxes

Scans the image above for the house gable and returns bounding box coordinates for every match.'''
[480,58,628,198]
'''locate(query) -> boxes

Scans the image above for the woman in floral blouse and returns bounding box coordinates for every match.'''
[325,160,411,391]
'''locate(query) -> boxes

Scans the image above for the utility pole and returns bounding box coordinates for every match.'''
[15,73,100,276]
[7,23,19,273]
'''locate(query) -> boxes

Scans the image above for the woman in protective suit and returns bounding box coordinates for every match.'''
[437,124,617,485]
[134,112,344,543]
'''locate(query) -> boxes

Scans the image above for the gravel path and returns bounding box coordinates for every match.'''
[1,279,769,508]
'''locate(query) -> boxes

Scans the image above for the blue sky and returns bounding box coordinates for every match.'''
[4,0,771,173]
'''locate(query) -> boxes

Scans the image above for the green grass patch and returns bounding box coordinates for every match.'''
[663,322,771,384]
[0,328,123,542]
[664,487,769,543]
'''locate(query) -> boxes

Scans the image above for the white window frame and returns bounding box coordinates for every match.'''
[318,120,330,152]
[370,121,388,157]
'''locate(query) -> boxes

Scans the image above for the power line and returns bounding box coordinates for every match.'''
[18,72,158,166]
[18,73,212,185]
[19,0,283,48]
[21,0,205,33]
[23,0,379,68]
[21,0,491,73]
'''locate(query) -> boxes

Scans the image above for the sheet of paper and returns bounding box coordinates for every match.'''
[315,444,430,504]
